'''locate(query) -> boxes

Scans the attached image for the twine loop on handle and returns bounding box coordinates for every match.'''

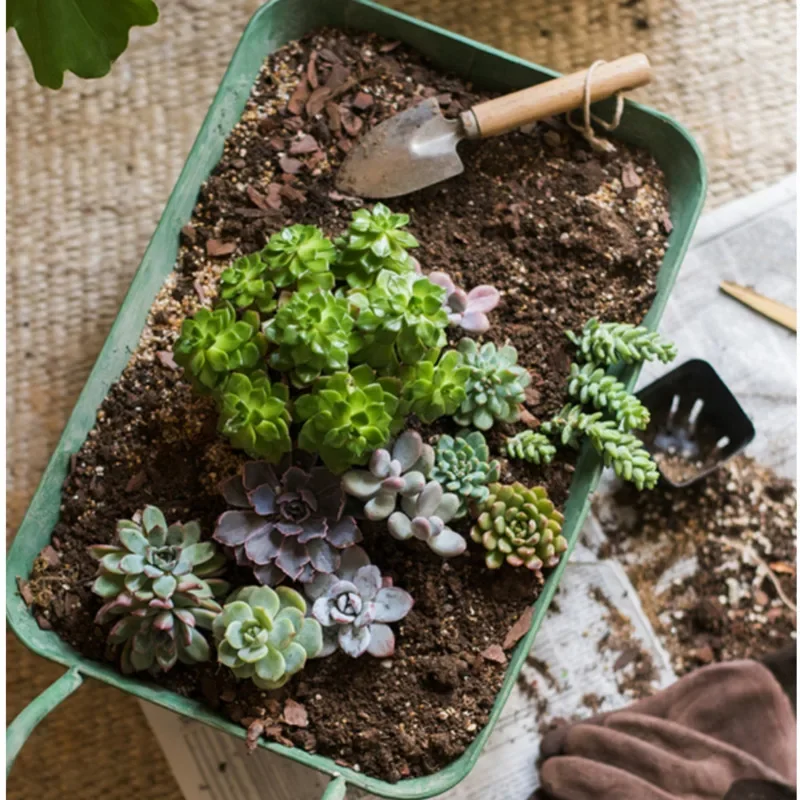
[567,60,625,153]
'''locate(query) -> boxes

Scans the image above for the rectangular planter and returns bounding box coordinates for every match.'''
[7,1,706,796]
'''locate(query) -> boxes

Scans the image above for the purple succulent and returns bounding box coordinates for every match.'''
[305,546,414,658]
[428,272,500,334]
[214,459,361,586]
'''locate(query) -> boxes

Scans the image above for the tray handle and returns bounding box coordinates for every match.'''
[320,776,347,799]
[7,666,84,775]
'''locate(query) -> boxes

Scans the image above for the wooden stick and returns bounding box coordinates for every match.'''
[719,281,796,333]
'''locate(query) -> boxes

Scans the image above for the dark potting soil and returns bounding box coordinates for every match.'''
[24,29,670,782]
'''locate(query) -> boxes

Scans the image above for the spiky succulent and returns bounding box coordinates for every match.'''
[428,272,500,334]
[261,224,336,291]
[402,349,470,424]
[295,365,401,473]
[219,252,278,313]
[342,431,434,521]
[454,339,530,430]
[213,585,323,689]
[470,483,567,572]
[263,291,358,386]
[214,458,361,585]
[387,481,467,558]
[567,362,650,431]
[501,430,556,465]
[89,506,227,674]
[217,371,292,461]
[349,271,449,367]
[173,303,267,393]
[334,203,419,289]
[566,318,678,366]
[430,431,500,517]
[305,546,414,658]
[540,404,603,449]
[586,421,660,490]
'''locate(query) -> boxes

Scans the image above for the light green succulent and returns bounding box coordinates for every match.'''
[539,404,603,449]
[470,483,567,572]
[586,421,660,490]
[454,339,531,430]
[213,585,323,690]
[261,224,336,291]
[349,272,449,367]
[263,291,359,386]
[567,362,651,431]
[402,349,470,424]
[566,318,677,366]
[430,431,500,517]
[295,364,401,473]
[334,203,419,289]
[501,430,557,465]
[173,303,267,393]
[219,252,278,313]
[217,371,292,461]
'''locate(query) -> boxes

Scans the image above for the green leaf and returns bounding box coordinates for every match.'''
[8,0,160,90]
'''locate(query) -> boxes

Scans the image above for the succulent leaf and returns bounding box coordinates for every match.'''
[501,430,557,465]
[567,362,650,431]
[586,421,660,490]
[565,318,678,366]
[428,272,500,333]
[539,404,603,449]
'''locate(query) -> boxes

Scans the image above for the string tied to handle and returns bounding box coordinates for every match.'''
[567,60,626,153]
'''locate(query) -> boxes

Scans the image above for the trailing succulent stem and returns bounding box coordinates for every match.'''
[567,362,650,431]
[586,421,660,490]
[566,318,677,366]
[502,430,556,465]
[539,404,603,449]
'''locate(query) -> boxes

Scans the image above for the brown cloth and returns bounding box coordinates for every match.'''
[538,660,796,800]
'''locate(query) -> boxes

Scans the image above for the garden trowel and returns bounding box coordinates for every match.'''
[336,54,652,198]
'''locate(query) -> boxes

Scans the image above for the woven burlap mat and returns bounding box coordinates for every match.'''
[7,0,795,796]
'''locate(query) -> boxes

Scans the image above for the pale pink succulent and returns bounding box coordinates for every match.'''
[428,272,500,334]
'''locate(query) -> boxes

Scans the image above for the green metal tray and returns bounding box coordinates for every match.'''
[6,1,706,796]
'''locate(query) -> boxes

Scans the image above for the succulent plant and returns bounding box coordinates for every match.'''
[566,318,678,366]
[387,481,467,558]
[219,252,278,313]
[470,483,567,571]
[586,421,660,490]
[428,272,500,334]
[214,459,361,585]
[349,271,449,367]
[342,431,434,520]
[305,546,414,658]
[295,365,401,473]
[539,403,604,449]
[217,371,292,461]
[263,290,358,386]
[402,349,470,424]
[454,339,531,431]
[567,362,650,431]
[430,431,500,517]
[501,430,556,465]
[261,224,336,291]
[213,585,323,689]
[334,203,419,289]
[173,303,267,393]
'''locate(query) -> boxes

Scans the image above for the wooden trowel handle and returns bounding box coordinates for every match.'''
[462,54,652,138]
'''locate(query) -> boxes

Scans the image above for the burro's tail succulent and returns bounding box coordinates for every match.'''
[342,431,434,521]
[566,318,677,366]
[501,430,556,465]
[213,585,323,689]
[305,546,413,658]
[471,483,566,572]
[567,362,650,431]
[540,403,603,449]
[387,481,467,558]
[586,421,660,490]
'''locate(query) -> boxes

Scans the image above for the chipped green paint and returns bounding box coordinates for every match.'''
[6,0,706,795]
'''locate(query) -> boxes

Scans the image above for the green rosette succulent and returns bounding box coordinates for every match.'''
[539,403,603,449]
[263,291,359,386]
[295,364,401,473]
[334,203,419,289]
[350,272,449,367]
[470,483,567,572]
[586,421,660,490]
[454,339,531,430]
[501,430,556,465]
[217,371,292,461]
[219,252,278,313]
[261,224,336,291]
[431,431,500,517]
[213,585,323,690]
[173,303,267,393]
[566,318,677,366]
[567,362,650,431]
[402,349,469,424]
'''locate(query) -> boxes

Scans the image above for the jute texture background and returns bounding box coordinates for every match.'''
[7,0,795,796]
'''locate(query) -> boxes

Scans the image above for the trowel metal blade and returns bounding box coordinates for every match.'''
[335,97,465,199]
